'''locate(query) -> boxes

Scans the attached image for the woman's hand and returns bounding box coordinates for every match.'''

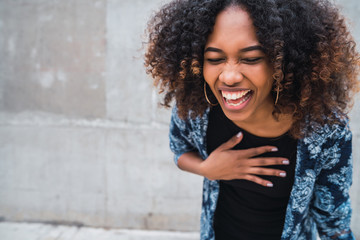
[199,132,289,187]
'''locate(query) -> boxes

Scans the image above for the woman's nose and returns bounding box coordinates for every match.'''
[219,67,244,86]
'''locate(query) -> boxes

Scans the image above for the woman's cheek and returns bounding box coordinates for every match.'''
[203,65,219,84]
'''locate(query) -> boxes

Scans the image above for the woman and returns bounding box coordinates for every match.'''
[145,0,359,239]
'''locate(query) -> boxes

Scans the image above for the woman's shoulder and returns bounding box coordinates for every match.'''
[171,105,210,128]
[303,114,351,145]
[320,115,350,139]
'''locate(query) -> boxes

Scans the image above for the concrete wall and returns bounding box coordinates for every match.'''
[0,0,201,232]
[0,0,359,236]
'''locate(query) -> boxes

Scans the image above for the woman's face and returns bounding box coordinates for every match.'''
[203,7,275,125]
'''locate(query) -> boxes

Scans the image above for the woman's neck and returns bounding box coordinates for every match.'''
[232,112,294,138]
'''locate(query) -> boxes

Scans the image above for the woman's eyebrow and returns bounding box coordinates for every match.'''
[204,47,223,53]
[240,45,264,52]
[204,45,264,53]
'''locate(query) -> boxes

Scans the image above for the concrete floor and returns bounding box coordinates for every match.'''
[0,222,199,240]
[0,222,328,240]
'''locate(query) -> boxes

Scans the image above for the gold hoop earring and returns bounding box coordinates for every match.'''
[275,86,280,105]
[204,82,218,106]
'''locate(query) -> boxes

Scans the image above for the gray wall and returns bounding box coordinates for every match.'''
[0,0,359,237]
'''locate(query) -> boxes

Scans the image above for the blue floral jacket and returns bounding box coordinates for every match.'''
[169,106,354,240]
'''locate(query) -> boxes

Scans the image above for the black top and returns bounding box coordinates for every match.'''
[206,106,297,240]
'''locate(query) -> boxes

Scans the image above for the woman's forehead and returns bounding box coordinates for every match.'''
[205,7,259,48]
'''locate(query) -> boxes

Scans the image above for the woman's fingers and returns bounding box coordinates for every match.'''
[218,134,280,160]
[241,175,274,187]
[240,167,287,187]
[217,132,243,151]
[240,145,279,158]
[244,157,290,167]
[247,167,287,177]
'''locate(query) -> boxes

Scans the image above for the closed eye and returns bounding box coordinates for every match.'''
[242,57,263,64]
[206,58,225,64]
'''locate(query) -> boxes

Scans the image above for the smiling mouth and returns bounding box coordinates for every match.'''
[221,90,253,106]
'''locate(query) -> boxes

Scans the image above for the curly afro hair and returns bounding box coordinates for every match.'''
[144,0,360,138]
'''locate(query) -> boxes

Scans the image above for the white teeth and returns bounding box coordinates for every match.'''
[221,90,251,100]
[226,92,251,106]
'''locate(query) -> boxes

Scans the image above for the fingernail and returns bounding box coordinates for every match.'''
[279,172,286,177]
[282,160,290,165]
[271,147,278,152]
[267,183,273,187]
[237,132,242,138]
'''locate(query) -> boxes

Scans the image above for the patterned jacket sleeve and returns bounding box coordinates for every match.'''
[310,122,355,240]
[169,106,197,166]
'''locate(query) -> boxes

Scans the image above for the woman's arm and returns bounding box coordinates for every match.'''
[177,151,204,176]
[310,123,355,240]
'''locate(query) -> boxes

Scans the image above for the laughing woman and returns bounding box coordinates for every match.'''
[145,0,359,239]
